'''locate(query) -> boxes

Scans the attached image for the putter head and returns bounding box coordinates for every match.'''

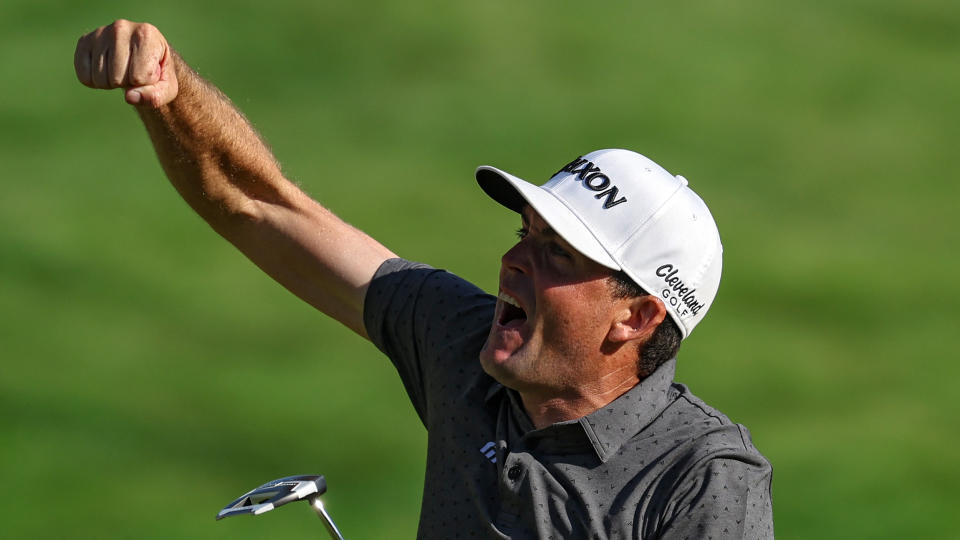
[216,475,327,520]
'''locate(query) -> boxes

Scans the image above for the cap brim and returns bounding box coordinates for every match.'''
[476,166,620,270]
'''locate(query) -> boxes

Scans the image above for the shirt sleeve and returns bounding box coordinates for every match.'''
[363,258,496,426]
[656,456,774,540]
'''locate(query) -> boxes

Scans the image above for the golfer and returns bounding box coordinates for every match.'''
[76,20,774,539]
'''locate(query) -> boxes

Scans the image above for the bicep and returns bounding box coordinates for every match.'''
[226,188,396,338]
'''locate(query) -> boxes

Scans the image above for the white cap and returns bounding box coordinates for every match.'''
[476,149,722,339]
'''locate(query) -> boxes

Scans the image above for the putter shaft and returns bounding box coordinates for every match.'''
[310,495,346,540]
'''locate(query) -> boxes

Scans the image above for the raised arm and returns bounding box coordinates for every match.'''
[74,20,396,337]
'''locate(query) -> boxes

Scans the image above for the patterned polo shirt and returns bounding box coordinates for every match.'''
[364,258,774,539]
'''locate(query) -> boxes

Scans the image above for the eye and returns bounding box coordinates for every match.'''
[515,227,528,239]
[548,241,570,258]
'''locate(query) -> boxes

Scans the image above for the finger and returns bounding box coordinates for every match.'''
[90,27,110,89]
[74,33,94,87]
[109,24,133,87]
[92,48,108,88]
[127,24,165,87]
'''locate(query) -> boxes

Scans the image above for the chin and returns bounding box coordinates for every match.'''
[479,345,514,384]
[478,344,503,376]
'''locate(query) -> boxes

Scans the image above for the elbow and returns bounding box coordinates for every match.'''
[199,190,267,238]
[191,158,298,236]
[231,197,267,223]
[217,197,270,234]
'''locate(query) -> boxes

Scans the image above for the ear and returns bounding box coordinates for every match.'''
[607,295,667,344]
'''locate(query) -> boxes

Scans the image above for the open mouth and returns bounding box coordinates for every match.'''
[498,292,527,327]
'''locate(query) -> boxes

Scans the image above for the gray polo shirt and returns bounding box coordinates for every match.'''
[364,258,774,539]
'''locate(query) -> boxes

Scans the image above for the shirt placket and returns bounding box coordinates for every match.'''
[494,449,528,533]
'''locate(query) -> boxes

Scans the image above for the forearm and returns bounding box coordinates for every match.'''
[135,56,394,335]
[77,20,396,336]
[136,52,292,234]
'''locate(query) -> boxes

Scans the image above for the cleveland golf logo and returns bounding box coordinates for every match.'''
[656,264,705,317]
[555,156,628,209]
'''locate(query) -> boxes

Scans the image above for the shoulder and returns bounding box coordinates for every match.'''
[630,382,772,503]
[640,385,774,538]
[664,383,769,464]
[361,258,497,425]
[365,258,492,311]
[363,256,496,367]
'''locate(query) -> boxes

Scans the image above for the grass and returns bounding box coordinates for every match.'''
[1,0,958,537]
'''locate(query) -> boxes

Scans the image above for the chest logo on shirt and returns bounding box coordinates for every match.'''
[479,441,497,464]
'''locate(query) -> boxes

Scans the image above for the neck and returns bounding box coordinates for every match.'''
[519,372,640,429]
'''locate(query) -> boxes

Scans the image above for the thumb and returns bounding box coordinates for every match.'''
[125,80,176,107]
[126,46,179,107]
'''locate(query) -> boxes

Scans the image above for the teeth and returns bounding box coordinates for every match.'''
[499,292,520,308]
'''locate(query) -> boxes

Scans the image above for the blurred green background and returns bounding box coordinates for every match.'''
[2,0,958,538]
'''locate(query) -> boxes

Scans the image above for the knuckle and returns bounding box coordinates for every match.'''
[132,24,151,42]
[132,23,160,45]
[129,72,149,86]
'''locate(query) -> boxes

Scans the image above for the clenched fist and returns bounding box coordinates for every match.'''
[75,20,178,107]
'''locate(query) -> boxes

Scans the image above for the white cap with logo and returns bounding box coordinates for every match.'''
[476,148,722,339]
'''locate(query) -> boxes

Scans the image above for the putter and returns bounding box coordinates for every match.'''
[216,474,345,540]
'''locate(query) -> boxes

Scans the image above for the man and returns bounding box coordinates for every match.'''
[75,20,773,539]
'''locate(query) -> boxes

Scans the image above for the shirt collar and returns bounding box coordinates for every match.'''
[484,359,678,462]
[578,359,677,462]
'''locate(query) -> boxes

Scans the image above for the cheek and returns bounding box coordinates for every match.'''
[538,287,608,347]
[543,280,609,315]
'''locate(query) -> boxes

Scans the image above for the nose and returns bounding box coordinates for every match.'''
[501,239,530,276]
